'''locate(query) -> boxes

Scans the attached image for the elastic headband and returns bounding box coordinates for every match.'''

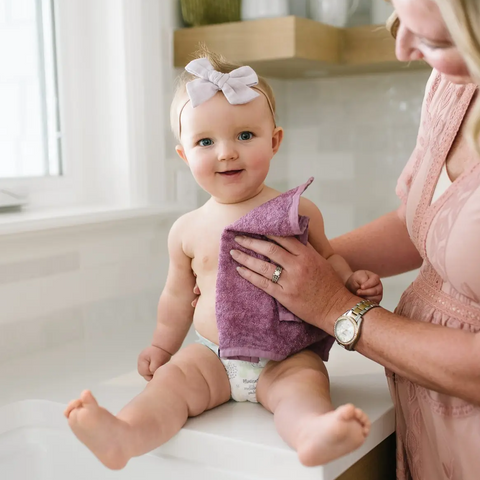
[178,58,276,137]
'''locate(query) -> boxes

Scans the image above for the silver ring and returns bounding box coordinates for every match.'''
[271,265,283,284]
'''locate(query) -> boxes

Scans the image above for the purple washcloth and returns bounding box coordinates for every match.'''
[215,177,335,363]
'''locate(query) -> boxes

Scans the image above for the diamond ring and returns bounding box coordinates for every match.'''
[271,265,283,284]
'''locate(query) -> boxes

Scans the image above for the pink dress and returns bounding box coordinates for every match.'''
[389,70,480,480]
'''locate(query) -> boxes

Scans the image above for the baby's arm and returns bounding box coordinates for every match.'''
[152,216,197,352]
[138,216,197,380]
[299,198,353,284]
[299,198,382,303]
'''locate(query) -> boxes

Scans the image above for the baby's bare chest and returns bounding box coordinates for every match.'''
[192,242,220,275]
[188,221,225,276]
[186,199,275,277]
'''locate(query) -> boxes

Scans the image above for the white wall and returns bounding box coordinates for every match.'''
[279,69,432,237]
[0,216,175,363]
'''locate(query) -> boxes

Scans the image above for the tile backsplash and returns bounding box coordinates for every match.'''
[0,218,172,363]
[276,69,432,238]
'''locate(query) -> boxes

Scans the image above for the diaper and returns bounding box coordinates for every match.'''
[195,332,269,403]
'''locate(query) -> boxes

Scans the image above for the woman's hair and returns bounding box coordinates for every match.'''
[386,1,480,152]
[170,45,276,141]
[385,11,400,40]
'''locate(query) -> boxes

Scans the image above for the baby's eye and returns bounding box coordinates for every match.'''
[198,138,213,147]
[238,131,253,141]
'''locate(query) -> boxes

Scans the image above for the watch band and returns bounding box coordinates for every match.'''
[336,299,379,351]
[347,299,378,320]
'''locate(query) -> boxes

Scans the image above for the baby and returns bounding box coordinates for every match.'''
[65,49,383,470]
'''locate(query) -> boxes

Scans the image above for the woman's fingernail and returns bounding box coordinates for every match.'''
[236,266,245,274]
[235,236,245,244]
[230,249,239,258]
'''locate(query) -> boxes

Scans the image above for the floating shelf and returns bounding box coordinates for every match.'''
[174,16,429,79]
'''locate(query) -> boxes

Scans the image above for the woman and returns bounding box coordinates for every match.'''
[228,0,480,478]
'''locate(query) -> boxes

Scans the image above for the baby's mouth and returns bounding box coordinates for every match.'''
[218,170,244,176]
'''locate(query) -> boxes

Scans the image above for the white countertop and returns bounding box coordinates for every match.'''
[0,321,394,480]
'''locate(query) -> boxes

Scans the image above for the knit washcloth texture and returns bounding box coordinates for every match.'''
[215,177,335,363]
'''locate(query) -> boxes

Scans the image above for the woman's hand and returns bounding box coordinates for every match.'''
[192,283,200,307]
[191,272,200,307]
[230,235,357,331]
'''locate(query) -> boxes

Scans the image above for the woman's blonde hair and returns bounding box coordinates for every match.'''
[386,1,480,152]
[170,45,276,141]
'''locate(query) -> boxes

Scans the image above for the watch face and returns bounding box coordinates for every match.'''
[335,317,356,344]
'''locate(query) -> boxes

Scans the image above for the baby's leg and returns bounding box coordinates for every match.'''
[256,350,370,467]
[64,344,230,470]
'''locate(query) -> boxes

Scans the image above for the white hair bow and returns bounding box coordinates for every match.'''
[185,57,260,108]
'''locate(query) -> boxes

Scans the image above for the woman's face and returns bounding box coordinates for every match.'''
[391,0,472,84]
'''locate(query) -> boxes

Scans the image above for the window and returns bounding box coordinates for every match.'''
[0,0,175,216]
[0,0,61,179]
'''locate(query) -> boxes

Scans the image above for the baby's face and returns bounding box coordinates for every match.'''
[176,92,282,204]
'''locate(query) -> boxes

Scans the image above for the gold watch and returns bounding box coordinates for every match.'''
[333,299,379,351]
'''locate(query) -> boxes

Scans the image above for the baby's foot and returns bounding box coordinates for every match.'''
[64,390,133,470]
[296,404,370,467]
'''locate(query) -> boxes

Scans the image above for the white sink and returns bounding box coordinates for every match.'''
[0,400,254,480]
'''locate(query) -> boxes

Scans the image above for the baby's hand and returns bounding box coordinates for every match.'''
[137,345,172,381]
[345,270,383,304]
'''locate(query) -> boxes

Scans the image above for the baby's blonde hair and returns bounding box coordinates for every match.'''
[170,46,277,141]
[386,1,480,153]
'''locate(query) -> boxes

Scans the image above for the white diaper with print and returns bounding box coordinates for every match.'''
[196,332,270,403]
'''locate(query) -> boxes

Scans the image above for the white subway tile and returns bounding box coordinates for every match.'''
[282,70,431,230]
[0,308,83,363]
[0,252,80,285]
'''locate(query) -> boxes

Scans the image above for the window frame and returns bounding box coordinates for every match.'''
[0,0,179,212]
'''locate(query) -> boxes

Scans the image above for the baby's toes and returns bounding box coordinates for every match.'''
[354,408,370,430]
[337,404,356,421]
[64,399,83,418]
[67,405,83,426]
[354,407,365,422]
[80,390,98,407]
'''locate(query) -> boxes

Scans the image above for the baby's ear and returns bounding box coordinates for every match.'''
[175,145,188,164]
[272,127,284,154]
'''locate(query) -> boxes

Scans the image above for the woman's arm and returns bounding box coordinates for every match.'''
[230,236,480,405]
[331,207,423,277]
[352,303,480,405]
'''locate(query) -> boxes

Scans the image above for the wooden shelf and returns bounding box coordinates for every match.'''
[174,16,429,78]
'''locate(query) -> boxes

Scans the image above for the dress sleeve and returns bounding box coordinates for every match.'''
[396,69,441,221]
